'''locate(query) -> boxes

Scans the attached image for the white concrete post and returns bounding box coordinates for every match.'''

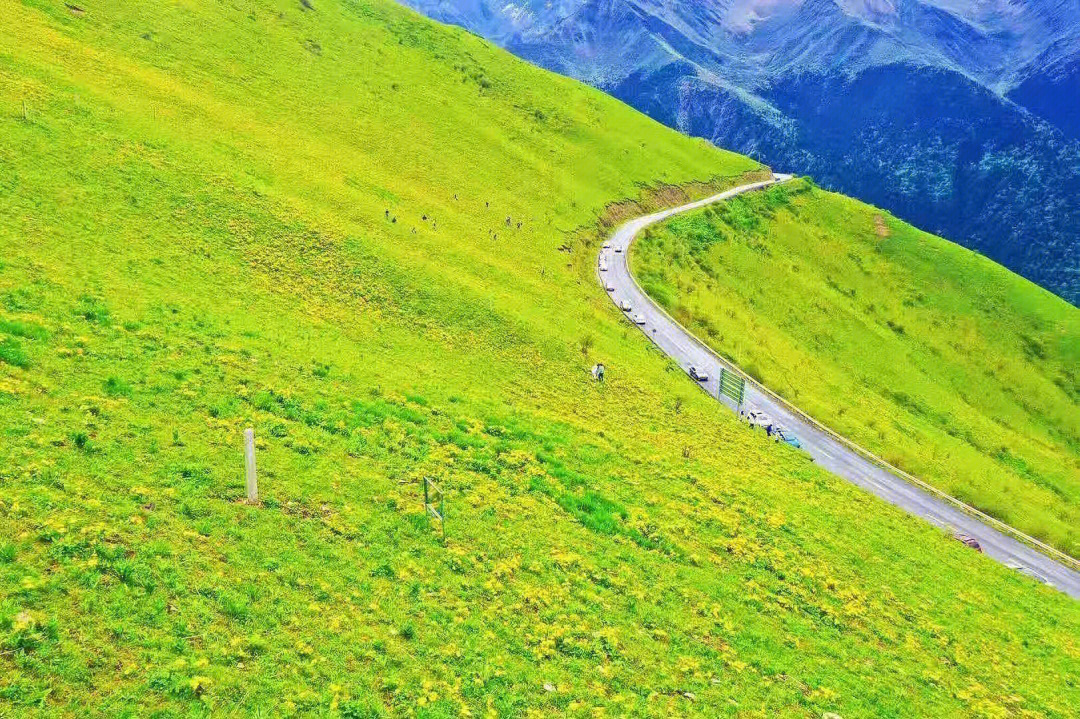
[244,428,258,502]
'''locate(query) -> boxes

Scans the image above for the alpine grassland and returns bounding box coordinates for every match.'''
[2,1,1080,717]
[634,178,1080,557]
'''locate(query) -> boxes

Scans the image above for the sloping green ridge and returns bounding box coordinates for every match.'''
[635,179,1080,556]
[1,1,1079,716]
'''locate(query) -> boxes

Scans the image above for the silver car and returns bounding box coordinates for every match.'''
[745,409,774,432]
[633,313,646,325]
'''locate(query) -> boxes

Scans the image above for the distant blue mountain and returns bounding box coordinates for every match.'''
[404,0,1080,303]
[1009,37,1080,140]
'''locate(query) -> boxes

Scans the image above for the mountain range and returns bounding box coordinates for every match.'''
[405,0,1080,303]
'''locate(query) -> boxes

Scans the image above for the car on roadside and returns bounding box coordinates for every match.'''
[602,242,612,249]
[688,365,708,382]
[953,533,982,552]
[744,409,774,433]
[599,261,608,272]
[620,300,632,311]
[633,313,646,325]
[605,283,616,292]
[773,427,802,449]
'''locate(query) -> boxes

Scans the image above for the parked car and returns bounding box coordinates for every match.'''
[602,242,612,249]
[633,313,646,325]
[599,261,608,272]
[745,409,774,432]
[773,427,802,449]
[953,533,982,552]
[620,300,632,311]
[605,283,616,292]
[688,365,708,382]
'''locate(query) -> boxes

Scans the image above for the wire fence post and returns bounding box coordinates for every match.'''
[244,428,258,502]
[423,477,445,544]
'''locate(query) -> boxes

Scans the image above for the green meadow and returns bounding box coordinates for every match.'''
[2,1,1080,716]
[635,179,1080,557]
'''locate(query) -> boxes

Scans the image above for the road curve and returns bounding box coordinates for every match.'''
[600,173,1080,599]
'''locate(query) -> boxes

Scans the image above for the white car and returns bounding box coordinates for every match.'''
[745,409,774,432]
[689,366,708,382]
[614,246,623,253]
[602,242,612,249]
[620,300,632,311]
[605,283,616,292]
[633,313,646,325]
[599,261,609,272]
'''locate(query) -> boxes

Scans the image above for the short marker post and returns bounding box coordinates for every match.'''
[244,427,258,502]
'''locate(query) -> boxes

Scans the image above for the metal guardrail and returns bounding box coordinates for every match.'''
[613,177,1080,574]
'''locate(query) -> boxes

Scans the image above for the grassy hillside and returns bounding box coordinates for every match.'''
[634,178,1080,556]
[2,1,1080,716]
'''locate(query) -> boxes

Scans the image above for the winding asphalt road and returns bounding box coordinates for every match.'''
[600,173,1080,599]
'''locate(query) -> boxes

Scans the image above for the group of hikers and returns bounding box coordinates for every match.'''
[384,197,523,240]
